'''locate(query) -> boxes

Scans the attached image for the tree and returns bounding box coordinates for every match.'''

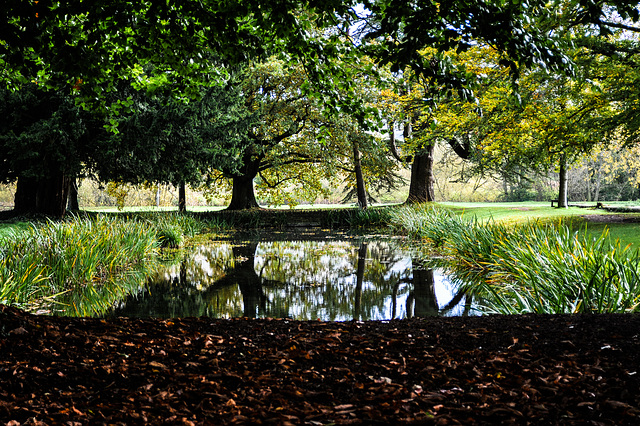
[1,1,363,101]
[204,53,402,210]
[95,78,254,212]
[0,84,104,217]
[367,0,639,204]
[467,29,639,208]
[383,65,469,204]
[3,0,638,215]
[395,12,639,208]
[333,62,403,209]
[568,141,640,202]
[199,59,328,210]
[0,1,361,215]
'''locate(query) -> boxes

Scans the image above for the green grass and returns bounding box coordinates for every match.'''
[438,201,640,249]
[3,202,640,316]
[0,212,239,314]
[580,222,640,249]
[0,215,161,314]
[0,221,31,237]
[442,202,599,223]
[387,204,640,314]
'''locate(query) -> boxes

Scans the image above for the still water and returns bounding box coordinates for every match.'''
[107,236,479,320]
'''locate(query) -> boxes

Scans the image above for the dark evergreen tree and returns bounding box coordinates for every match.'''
[0,84,104,217]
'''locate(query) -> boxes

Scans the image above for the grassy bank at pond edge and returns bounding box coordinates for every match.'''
[1,202,640,315]
[387,204,640,314]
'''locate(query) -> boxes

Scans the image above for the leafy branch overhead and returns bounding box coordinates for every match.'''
[1,0,639,215]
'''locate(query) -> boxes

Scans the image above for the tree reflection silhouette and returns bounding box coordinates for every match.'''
[406,266,473,318]
[213,242,290,318]
[107,238,474,319]
[406,268,439,317]
[353,242,367,320]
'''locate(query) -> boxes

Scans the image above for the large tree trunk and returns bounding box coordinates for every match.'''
[14,176,40,213]
[67,179,79,211]
[178,182,187,213]
[406,143,435,204]
[14,172,71,217]
[226,151,262,211]
[227,175,260,210]
[557,156,568,208]
[353,139,368,209]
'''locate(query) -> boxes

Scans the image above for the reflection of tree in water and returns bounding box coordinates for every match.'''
[257,240,414,321]
[405,266,474,318]
[213,242,290,318]
[109,242,283,318]
[108,238,474,320]
[108,244,243,318]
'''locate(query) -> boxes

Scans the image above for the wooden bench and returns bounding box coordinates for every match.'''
[551,199,559,207]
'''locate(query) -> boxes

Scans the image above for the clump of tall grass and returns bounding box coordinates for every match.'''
[467,223,640,314]
[388,204,467,243]
[337,207,394,228]
[0,215,159,313]
[116,212,233,247]
[390,204,640,314]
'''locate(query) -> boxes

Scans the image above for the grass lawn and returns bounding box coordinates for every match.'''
[440,201,599,223]
[439,201,640,249]
[580,222,640,250]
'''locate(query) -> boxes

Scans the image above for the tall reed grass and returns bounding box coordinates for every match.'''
[389,204,640,314]
[326,207,394,228]
[0,215,159,313]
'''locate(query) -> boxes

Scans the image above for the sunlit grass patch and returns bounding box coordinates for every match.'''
[0,216,159,313]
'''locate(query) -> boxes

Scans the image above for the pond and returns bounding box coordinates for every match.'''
[105,234,480,320]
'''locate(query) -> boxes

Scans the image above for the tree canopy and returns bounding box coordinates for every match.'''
[2,0,640,214]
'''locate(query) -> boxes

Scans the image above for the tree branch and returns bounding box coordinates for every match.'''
[446,136,471,160]
[599,20,640,33]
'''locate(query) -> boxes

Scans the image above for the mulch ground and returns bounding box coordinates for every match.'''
[1,304,639,425]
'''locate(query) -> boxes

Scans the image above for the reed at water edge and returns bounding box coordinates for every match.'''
[0,215,161,313]
[388,204,640,314]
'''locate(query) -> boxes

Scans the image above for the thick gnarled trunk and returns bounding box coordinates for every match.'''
[227,175,260,210]
[406,143,435,204]
[226,150,262,211]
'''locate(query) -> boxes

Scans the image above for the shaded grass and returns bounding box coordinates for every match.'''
[0,221,31,237]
